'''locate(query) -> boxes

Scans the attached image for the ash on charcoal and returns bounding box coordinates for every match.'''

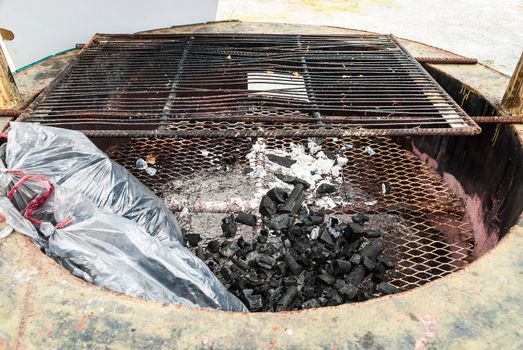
[168,138,399,312]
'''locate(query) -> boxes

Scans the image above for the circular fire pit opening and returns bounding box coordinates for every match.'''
[107,135,474,312]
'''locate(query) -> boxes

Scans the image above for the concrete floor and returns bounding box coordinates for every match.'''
[217,0,523,76]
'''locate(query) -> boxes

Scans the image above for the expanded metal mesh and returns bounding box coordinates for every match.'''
[22,33,480,137]
[106,136,473,291]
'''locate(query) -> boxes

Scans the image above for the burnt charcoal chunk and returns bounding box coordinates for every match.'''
[350,253,363,265]
[259,195,277,218]
[275,173,310,189]
[276,286,298,311]
[234,259,250,271]
[257,235,268,244]
[266,214,295,231]
[267,187,289,204]
[360,241,385,260]
[318,273,336,285]
[329,216,340,228]
[280,184,306,215]
[292,241,309,255]
[196,247,205,260]
[331,259,352,275]
[323,149,337,160]
[186,233,201,247]
[338,284,358,300]
[352,213,370,225]
[235,212,257,227]
[316,183,337,197]
[319,228,335,245]
[255,254,277,269]
[377,282,401,295]
[267,154,296,168]
[377,256,395,269]
[363,256,376,271]
[371,272,385,283]
[347,265,367,285]
[283,276,298,286]
[207,240,220,253]
[328,290,344,305]
[284,253,303,276]
[219,243,240,258]
[221,214,237,237]
[302,299,321,309]
[343,222,366,242]
[365,230,382,238]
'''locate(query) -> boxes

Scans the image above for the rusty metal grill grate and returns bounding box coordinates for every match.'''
[22,33,480,137]
[105,136,474,291]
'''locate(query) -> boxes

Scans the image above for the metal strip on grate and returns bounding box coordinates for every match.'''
[21,33,480,137]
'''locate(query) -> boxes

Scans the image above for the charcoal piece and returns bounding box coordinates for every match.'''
[235,212,257,227]
[260,229,269,236]
[316,183,336,197]
[283,276,297,286]
[221,267,234,282]
[371,272,385,284]
[343,222,366,242]
[221,214,237,237]
[296,255,312,267]
[246,274,263,286]
[284,253,303,276]
[280,184,305,215]
[352,213,370,225]
[377,256,395,269]
[276,286,298,311]
[328,290,345,305]
[271,249,285,261]
[242,290,263,310]
[275,173,311,189]
[196,247,205,260]
[310,243,325,260]
[219,243,239,258]
[255,254,277,270]
[323,149,336,160]
[292,241,310,255]
[350,253,363,265]
[347,265,367,285]
[338,284,358,301]
[257,235,268,244]
[267,154,296,168]
[230,263,247,275]
[363,256,376,271]
[318,297,328,306]
[331,259,352,275]
[360,241,385,260]
[310,214,325,225]
[318,273,336,285]
[237,236,248,249]
[267,187,289,204]
[374,262,387,275]
[267,214,295,231]
[365,229,382,238]
[302,299,321,309]
[377,282,401,295]
[259,195,277,218]
[185,233,201,247]
[234,259,250,271]
[329,216,340,228]
[334,279,347,291]
[319,228,334,245]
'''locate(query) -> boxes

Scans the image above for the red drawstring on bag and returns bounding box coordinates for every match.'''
[6,174,72,229]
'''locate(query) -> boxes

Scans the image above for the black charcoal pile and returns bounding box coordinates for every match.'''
[188,181,399,312]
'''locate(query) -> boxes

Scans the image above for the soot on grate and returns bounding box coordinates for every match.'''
[106,135,474,311]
